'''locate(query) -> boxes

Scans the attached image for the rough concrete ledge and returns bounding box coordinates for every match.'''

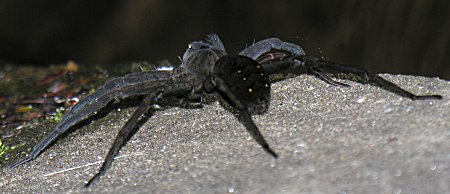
[1,74,449,193]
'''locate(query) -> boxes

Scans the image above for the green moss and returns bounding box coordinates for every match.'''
[49,107,65,123]
[0,139,25,159]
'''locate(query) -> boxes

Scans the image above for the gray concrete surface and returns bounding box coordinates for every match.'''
[1,74,449,194]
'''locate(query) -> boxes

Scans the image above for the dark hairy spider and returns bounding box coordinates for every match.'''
[8,34,442,187]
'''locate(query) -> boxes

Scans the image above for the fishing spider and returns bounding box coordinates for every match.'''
[8,34,442,186]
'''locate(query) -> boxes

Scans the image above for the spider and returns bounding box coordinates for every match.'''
[8,34,442,187]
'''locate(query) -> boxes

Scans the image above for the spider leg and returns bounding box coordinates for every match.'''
[258,56,297,74]
[257,54,349,86]
[239,37,441,99]
[302,56,443,100]
[256,53,441,100]
[8,71,172,169]
[85,84,193,187]
[239,38,305,60]
[308,66,350,87]
[214,77,278,158]
[85,95,151,187]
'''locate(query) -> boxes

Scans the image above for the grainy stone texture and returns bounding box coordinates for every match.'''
[1,74,449,194]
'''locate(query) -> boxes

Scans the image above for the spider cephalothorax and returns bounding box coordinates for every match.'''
[9,34,442,187]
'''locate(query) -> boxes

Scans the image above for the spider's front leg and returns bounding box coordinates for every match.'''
[85,83,193,187]
[8,71,172,169]
[213,77,278,158]
[205,55,278,158]
[260,54,442,100]
[238,38,348,86]
[239,37,305,60]
[240,38,442,100]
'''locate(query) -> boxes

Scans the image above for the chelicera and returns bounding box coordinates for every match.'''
[8,34,442,186]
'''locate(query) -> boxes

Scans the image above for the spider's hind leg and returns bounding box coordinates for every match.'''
[85,83,193,187]
[8,71,172,169]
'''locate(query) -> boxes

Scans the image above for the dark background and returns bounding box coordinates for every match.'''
[0,0,449,79]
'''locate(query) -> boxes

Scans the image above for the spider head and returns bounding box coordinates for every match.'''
[205,55,271,114]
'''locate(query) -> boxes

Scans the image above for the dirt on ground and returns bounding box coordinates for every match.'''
[0,71,448,193]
